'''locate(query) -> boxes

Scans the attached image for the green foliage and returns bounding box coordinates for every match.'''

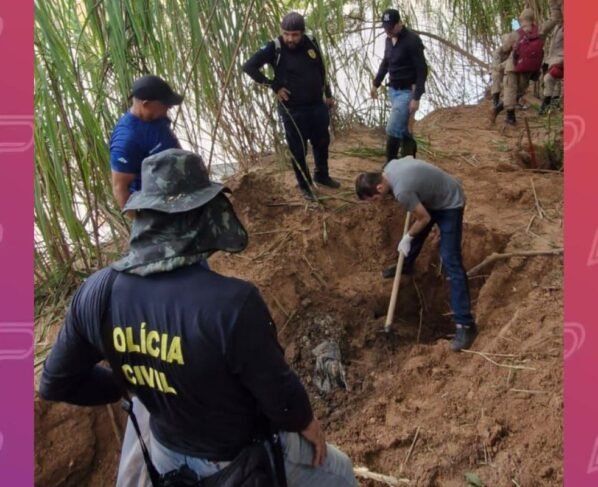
[34,0,550,289]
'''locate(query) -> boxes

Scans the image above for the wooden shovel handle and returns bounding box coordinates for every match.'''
[384,211,411,332]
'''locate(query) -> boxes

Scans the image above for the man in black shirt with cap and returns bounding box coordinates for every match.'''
[243,12,341,201]
[371,8,428,162]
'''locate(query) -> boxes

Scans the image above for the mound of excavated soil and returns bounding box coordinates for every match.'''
[35,100,563,486]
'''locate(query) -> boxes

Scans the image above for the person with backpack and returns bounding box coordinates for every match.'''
[242,12,340,201]
[38,149,358,486]
[491,9,544,125]
[370,8,428,162]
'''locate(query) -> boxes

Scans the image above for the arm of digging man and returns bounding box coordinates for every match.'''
[38,269,122,406]
[410,36,428,112]
[408,202,432,235]
[226,287,327,466]
[242,41,285,95]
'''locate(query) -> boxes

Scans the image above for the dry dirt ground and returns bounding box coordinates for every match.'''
[35,99,563,487]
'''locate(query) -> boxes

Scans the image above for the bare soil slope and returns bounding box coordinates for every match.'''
[35,100,563,487]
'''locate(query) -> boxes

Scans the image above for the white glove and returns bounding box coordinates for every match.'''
[397,233,414,257]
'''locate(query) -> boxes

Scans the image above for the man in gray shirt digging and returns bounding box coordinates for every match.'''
[355,157,477,352]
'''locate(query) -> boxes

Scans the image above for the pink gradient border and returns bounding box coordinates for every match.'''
[0,1,34,484]
[564,0,598,485]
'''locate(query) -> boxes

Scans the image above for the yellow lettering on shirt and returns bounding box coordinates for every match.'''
[125,327,141,353]
[166,337,184,365]
[111,323,183,396]
[122,364,137,384]
[146,330,160,357]
[113,327,126,352]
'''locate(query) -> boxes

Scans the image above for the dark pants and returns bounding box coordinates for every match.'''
[404,207,475,326]
[278,103,330,190]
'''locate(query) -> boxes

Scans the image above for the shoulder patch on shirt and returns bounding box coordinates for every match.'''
[260,43,269,50]
[118,157,128,164]
[307,49,317,59]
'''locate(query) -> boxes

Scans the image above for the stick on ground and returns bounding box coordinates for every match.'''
[353,466,410,485]
[467,249,563,276]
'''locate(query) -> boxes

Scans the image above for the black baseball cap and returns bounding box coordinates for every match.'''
[381,8,401,29]
[130,75,184,106]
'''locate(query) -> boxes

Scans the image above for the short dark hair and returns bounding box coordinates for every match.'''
[355,172,383,200]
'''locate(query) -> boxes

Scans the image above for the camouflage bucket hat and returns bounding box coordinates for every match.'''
[114,149,248,275]
[113,193,248,275]
[123,148,224,214]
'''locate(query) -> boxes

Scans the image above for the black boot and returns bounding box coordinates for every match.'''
[400,135,418,158]
[450,324,478,352]
[506,109,516,126]
[298,185,317,201]
[539,96,552,115]
[385,136,400,163]
[314,174,341,189]
[492,93,500,108]
[490,101,504,123]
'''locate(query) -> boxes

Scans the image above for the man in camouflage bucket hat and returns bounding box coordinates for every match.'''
[39,148,358,486]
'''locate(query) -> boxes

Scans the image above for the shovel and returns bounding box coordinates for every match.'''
[384,211,411,333]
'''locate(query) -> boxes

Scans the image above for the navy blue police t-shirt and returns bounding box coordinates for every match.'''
[109,112,180,193]
[39,264,313,460]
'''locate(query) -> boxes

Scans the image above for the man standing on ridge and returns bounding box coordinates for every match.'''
[110,74,183,212]
[243,12,341,201]
[371,8,428,162]
[355,156,478,353]
[490,9,543,126]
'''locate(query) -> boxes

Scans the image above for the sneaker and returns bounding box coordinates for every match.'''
[314,176,341,189]
[450,324,478,352]
[382,264,413,279]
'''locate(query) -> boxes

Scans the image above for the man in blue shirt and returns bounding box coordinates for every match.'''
[110,75,183,211]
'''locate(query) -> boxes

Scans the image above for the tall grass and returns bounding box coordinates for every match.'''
[34,0,548,294]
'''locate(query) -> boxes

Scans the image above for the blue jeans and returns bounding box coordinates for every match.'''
[387,88,413,139]
[405,207,475,326]
[150,431,357,487]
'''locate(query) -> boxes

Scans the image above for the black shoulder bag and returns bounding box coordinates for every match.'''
[99,270,287,487]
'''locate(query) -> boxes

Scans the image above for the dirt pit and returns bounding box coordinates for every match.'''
[35,100,563,486]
